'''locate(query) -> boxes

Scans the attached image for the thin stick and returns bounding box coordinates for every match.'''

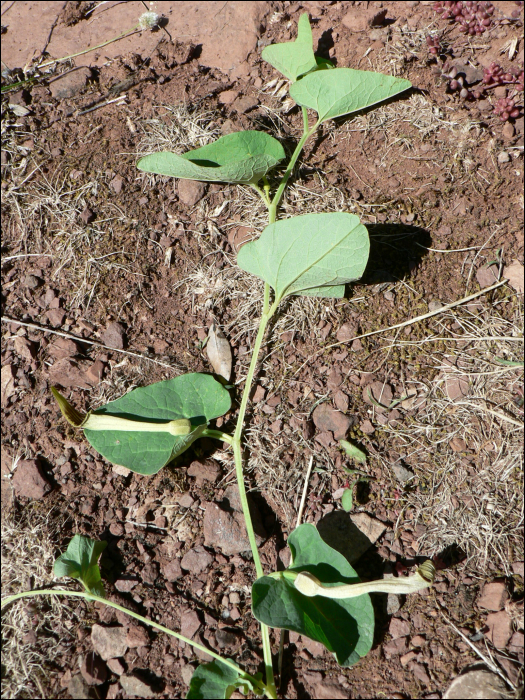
[296,455,314,528]
[2,254,53,262]
[78,94,128,116]
[437,603,515,690]
[1,316,179,371]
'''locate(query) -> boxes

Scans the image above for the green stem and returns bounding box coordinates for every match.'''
[269,117,319,220]
[39,28,142,69]
[1,589,264,687]
[201,428,233,445]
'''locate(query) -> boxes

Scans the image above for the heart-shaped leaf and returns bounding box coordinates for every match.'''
[290,67,411,123]
[54,535,107,597]
[252,524,374,667]
[187,660,246,700]
[84,374,231,475]
[237,212,369,302]
[137,131,285,185]
[262,13,318,82]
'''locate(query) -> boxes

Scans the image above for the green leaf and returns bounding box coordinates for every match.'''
[290,68,411,124]
[262,13,318,82]
[339,440,367,464]
[252,523,374,667]
[53,535,107,597]
[84,374,231,475]
[237,213,369,302]
[187,660,251,700]
[341,488,353,512]
[137,131,285,185]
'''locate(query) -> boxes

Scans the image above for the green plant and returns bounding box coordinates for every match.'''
[2,15,435,699]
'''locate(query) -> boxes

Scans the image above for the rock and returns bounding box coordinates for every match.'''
[448,61,483,85]
[178,179,206,206]
[400,650,417,666]
[180,609,201,640]
[112,464,131,477]
[83,359,106,386]
[334,390,349,412]
[68,674,97,699]
[106,658,125,675]
[81,206,95,224]
[101,322,126,350]
[233,95,259,113]
[301,635,326,658]
[303,671,350,699]
[47,358,93,389]
[342,7,387,32]
[502,122,515,140]
[360,419,375,435]
[478,581,508,611]
[312,404,353,440]
[181,664,195,686]
[336,322,356,342]
[119,674,156,698]
[428,300,444,313]
[512,561,524,577]
[252,385,266,402]
[141,562,158,585]
[314,431,333,449]
[218,89,239,104]
[46,308,66,327]
[181,545,213,574]
[383,637,408,659]
[161,559,182,582]
[80,652,107,686]
[23,274,42,289]
[1,364,16,405]
[12,459,51,499]
[228,225,253,252]
[50,66,92,98]
[327,369,343,389]
[215,629,239,650]
[110,175,124,194]
[445,376,469,400]
[503,261,524,293]
[409,661,430,685]
[449,436,467,452]
[13,336,36,361]
[203,501,264,556]
[187,460,219,485]
[389,618,411,639]
[484,610,512,648]
[476,264,499,288]
[362,381,393,412]
[47,337,79,359]
[497,151,510,164]
[114,579,138,593]
[387,593,402,615]
[444,669,508,699]
[126,624,149,649]
[391,462,415,483]
[91,625,128,661]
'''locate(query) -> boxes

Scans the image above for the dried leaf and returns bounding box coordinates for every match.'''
[207,324,232,381]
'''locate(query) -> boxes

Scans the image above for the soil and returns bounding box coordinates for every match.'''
[1,2,524,699]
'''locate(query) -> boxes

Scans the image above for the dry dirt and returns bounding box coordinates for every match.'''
[1,1,524,699]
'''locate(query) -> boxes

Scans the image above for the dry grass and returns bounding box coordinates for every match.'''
[1,505,82,699]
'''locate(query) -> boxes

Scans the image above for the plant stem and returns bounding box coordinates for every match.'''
[201,428,233,444]
[1,589,264,686]
[38,28,141,69]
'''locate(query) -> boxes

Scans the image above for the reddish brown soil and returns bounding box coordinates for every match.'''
[1,2,523,699]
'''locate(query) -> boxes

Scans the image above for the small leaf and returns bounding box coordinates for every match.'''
[206,324,232,381]
[237,213,369,303]
[54,535,107,596]
[290,68,411,124]
[262,13,318,82]
[187,660,249,700]
[341,488,353,512]
[493,358,524,367]
[339,440,367,464]
[137,131,285,185]
[252,523,374,667]
[81,374,231,475]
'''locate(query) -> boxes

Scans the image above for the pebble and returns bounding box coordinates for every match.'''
[178,179,206,206]
[91,625,128,661]
[478,581,508,611]
[119,675,156,698]
[80,653,107,686]
[12,459,51,499]
[484,610,512,648]
[180,545,213,574]
[312,404,353,440]
[101,322,126,350]
[444,669,508,699]
[497,151,510,164]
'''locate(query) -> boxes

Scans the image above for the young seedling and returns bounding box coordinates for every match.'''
[3,15,435,699]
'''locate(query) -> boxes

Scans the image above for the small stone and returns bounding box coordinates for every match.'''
[68,674,97,699]
[409,662,430,685]
[327,369,343,389]
[181,664,195,686]
[389,618,411,639]
[387,593,401,615]
[106,658,125,675]
[336,322,356,342]
[443,669,508,699]
[476,264,499,288]
[484,610,512,648]
[178,179,206,206]
[162,559,183,582]
[188,459,220,485]
[47,337,79,359]
[511,561,524,577]
[83,359,106,386]
[334,390,349,412]
[13,337,36,361]
[497,151,510,164]
[478,581,508,611]
[179,493,194,508]
[503,261,524,294]
[141,562,158,585]
[215,629,239,649]
[114,579,138,593]
[449,437,467,452]
[400,650,417,666]
[180,610,201,640]
[112,464,131,477]
[1,364,16,405]
[218,89,239,105]
[119,675,155,698]
[110,175,124,194]
[391,462,415,483]
[411,635,426,647]
[181,546,213,574]
[428,300,444,312]
[252,385,266,402]
[126,624,149,649]
[445,376,469,400]
[24,274,42,289]
[362,381,393,412]
[502,122,515,140]
[233,95,258,113]
[50,66,92,98]
[91,625,128,661]
[12,459,51,499]
[312,404,353,440]
[342,7,387,32]
[360,419,375,435]
[203,502,264,555]
[383,637,408,659]
[46,308,66,327]
[80,206,95,224]
[80,652,107,686]
[101,322,126,350]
